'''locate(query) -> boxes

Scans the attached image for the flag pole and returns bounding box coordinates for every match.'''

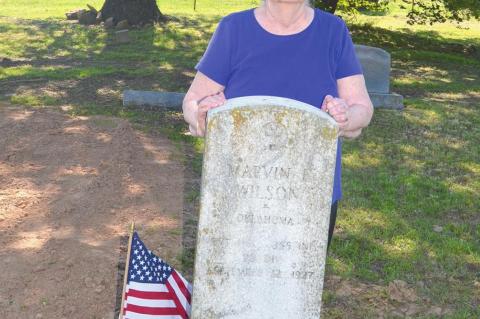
[118,221,135,319]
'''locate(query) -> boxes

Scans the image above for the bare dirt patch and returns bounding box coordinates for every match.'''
[0,103,186,319]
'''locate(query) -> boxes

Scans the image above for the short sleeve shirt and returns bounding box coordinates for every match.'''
[196,8,363,203]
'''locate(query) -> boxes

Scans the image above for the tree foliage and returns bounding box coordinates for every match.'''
[313,0,480,24]
[313,0,387,15]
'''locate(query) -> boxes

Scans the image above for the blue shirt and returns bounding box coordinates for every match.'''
[196,8,363,203]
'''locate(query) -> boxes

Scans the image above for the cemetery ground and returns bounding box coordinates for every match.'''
[0,0,479,318]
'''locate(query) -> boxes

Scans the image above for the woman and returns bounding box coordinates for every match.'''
[182,0,373,247]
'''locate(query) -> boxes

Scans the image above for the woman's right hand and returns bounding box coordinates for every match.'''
[195,92,226,136]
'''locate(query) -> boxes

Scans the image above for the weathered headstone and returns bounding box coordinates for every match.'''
[66,9,86,20]
[355,44,404,109]
[104,17,115,29]
[78,10,97,25]
[115,29,130,44]
[355,44,391,94]
[116,19,130,30]
[191,96,338,318]
[122,90,185,109]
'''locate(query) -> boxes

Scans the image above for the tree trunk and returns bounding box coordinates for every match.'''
[313,0,339,13]
[100,0,166,26]
[323,0,339,13]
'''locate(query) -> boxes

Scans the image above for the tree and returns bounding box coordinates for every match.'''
[99,0,166,26]
[313,0,480,24]
[404,0,480,24]
[313,0,386,15]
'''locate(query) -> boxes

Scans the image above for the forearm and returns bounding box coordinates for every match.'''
[182,96,199,135]
[346,103,373,133]
[336,74,374,138]
[182,72,226,136]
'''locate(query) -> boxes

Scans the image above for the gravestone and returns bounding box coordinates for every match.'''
[115,29,130,44]
[191,96,338,319]
[123,90,185,109]
[355,44,391,94]
[355,44,404,109]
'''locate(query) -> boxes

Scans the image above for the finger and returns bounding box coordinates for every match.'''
[325,97,347,110]
[197,112,207,126]
[204,94,225,107]
[321,101,329,112]
[337,121,349,131]
[197,118,206,137]
[328,105,348,121]
[325,100,335,112]
[198,98,220,110]
[197,105,209,121]
[324,95,334,104]
[326,107,342,118]
[322,95,333,108]
[216,91,226,101]
[329,109,347,119]
[198,103,213,113]
[321,102,328,112]
[330,97,346,106]
[327,102,347,116]
[330,108,347,120]
[334,114,348,123]
[198,94,220,105]
[218,95,226,104]
[210,94,225,106]
[322,95,334,110]
[212,91,225,98]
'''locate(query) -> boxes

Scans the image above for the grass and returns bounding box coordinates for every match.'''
[0,0,479,317]
[10,93,60,106]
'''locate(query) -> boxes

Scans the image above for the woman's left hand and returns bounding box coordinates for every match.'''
[321,95,352,135]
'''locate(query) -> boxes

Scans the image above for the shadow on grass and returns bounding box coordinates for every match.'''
[2,16,479,108]
[350,23,480,59]
[352,24,480,97]
[0,14,219,102]
[328,100,480,313]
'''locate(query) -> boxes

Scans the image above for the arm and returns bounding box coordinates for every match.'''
[183,16,232,137]
[182,71,226,137]
[321,74,374,139]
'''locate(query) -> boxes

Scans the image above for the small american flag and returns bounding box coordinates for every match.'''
[121,232,192,319]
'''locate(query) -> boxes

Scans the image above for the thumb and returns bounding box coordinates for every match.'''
[217,91,227,103]
[322,95,334,110]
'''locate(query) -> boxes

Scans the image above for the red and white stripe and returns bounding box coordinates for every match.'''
[123,271,192,319]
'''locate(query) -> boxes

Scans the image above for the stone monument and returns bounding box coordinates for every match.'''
[191,96,339,318]
[355,44,404,109]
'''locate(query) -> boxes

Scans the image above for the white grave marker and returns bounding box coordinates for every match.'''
[192,96,338,319]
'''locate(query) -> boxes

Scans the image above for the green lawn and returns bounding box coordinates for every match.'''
[1,0,479,317]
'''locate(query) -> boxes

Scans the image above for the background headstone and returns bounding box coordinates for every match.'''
[368,92,404,110]
[355,44,404,109]
[115,30,130,44]
[122,90,185,109]
[191,96,338,319]
[78,10,97,25]
[355,44,391,94]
